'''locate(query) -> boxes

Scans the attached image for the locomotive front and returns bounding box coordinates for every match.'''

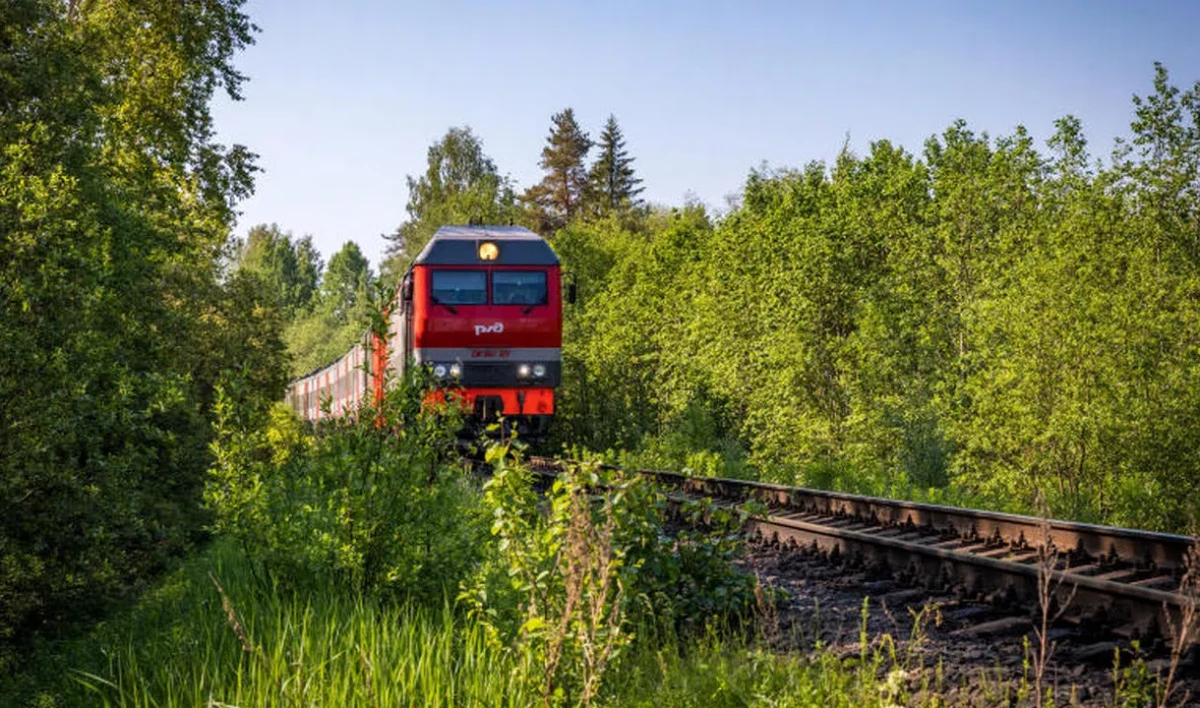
[397,225,565,439]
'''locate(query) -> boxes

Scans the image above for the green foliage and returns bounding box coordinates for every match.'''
[205,369,486,604]
[319,240,373,321]
[381,126,519,284]
[2,540,537,708]
[0,0,277,671]
[461,445,757,704]
[232,224,381,379]
[282,307,371,377]
[551,206,718,453]
[0,539,1026,708]
[282,240,378,377]
[554,65,1200,532]
[233,223,323,317]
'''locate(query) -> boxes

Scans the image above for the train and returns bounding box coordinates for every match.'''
[284,224,571,439]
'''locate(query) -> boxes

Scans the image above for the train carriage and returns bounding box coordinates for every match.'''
[284,339,370,421]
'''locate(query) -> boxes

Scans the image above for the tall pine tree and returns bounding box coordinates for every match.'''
[587,114,644,216]
[523,108,591,234]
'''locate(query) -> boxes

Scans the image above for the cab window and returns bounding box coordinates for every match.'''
[493,271,548,305]
[430,270,487,305]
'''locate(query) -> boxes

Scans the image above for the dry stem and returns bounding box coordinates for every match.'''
[209,571,258,658]
[1032,496,1077,708]
[1159,531,1200,708]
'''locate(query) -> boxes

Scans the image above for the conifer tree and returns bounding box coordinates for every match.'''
[523,108,592,233]
[587,114,644,216]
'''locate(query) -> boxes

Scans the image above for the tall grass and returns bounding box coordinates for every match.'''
[12,536,1172,706]
[6,540,534,707]
[4,538,945,707]
[9,538,1171,706]
[3,540,960,708]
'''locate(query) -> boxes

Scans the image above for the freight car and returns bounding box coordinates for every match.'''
[284,225,570,439]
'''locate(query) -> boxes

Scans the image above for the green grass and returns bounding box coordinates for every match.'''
[2,538,953,708]
[4,541,534,707]
[14,538,1148,708]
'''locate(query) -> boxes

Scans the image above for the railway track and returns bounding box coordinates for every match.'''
[525,456,1199,645]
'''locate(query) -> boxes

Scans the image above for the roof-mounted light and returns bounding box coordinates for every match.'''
[478,241,499,261]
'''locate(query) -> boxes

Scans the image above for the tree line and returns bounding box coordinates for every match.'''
[230,224,376,375]
[549,65,1200,534]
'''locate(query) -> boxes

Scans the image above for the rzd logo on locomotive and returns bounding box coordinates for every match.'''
[474,322,504,336]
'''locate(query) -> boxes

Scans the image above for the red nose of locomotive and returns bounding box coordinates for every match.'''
[399,226,564,436]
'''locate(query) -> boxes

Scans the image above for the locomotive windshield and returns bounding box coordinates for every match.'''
[493,271,548,305]
[431,270,487,305]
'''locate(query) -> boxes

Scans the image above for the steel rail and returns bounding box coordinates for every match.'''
[525,456,1199,641]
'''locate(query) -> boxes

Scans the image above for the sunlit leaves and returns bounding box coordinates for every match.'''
[557,65,1200,532]
[0,0,268,662]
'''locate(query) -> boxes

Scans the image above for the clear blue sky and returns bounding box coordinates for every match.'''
[211,0,1200,269]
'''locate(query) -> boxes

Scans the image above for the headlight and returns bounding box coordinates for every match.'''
[449,363,462,378]
[533,364,546,378]
[432,364,447,378]
[517,364,531,378]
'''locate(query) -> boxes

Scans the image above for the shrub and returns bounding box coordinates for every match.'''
[205,368,486,605]
[461,444,758,705]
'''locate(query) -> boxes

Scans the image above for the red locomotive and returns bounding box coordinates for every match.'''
[285,225,569,439]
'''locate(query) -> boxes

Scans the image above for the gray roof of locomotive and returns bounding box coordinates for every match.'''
[412,225,559,266]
